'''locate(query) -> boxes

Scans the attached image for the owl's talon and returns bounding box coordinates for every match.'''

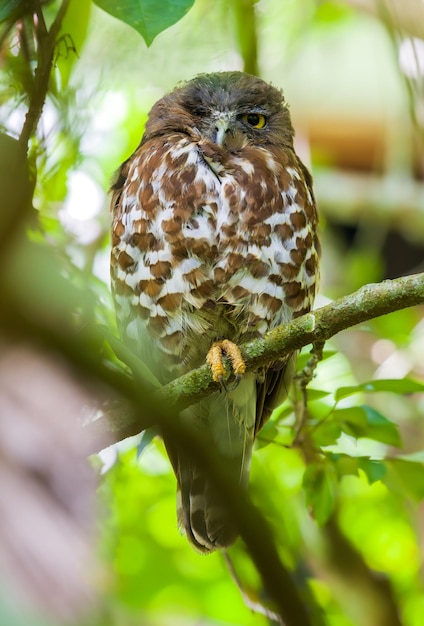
[223,376,241,392]
[217,375,228,392]
[231,373,243,390]
[206,340,246,388]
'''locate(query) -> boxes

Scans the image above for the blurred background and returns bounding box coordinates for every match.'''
[1,0,424,625]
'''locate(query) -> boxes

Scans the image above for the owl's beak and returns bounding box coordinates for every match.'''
[211,116,232,146]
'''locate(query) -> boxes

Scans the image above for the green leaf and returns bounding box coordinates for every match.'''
[327,452,359,478]
[255,421,279,448]
[93,0,195,45]
[303,463,337,524]
[256,421,293,449]
[357,458,387,483]
[326,454,386,484]
[57,0,92,88]
[0,0,22,22]
[361,405,402,447]
[137,427,159,457]
[272,403,294,422]
[335,378,424,401]
[311,420,342,447]
[307,389,331,401]
[334,405,401,447]
[332,406,366,436]
[385,459,424,501]
[257,420,279,440]
[254,435,276,450]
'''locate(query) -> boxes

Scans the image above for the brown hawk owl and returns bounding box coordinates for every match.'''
[110,72,320,553]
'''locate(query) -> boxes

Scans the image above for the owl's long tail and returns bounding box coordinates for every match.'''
[164,374,256,553]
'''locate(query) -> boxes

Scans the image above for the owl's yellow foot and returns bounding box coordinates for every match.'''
[206,339,246,390]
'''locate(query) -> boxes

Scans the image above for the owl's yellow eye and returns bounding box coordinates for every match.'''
[241,113,267,129]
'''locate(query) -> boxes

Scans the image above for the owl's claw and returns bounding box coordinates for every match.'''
[206,340,246,390]
[216,374,227,392]
[216,374,239,393]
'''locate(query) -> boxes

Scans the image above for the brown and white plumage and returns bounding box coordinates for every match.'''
[110,71,320,552]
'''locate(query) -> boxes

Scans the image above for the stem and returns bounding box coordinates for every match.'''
[231,0,259,75]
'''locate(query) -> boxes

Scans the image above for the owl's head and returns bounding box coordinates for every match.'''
[143,72,295,150]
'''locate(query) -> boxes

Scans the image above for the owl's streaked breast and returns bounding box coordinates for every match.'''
[111,133,319,375]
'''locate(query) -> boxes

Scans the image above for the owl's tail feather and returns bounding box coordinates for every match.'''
[177,465,239,553]
[170,375,257,553]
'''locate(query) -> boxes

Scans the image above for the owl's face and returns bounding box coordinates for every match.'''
[142,71,295,150]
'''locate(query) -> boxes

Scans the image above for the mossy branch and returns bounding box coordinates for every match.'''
[84,272,424,452]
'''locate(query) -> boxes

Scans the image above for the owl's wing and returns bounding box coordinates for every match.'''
[110,148,173,387]
[255,356,296,433]
[254,156,319,433]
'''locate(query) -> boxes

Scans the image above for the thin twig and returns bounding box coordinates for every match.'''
[19,0,71,152]
[293,341,325,446]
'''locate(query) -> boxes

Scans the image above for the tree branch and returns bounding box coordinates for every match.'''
[84,272,424,452]
[19,0,71,152]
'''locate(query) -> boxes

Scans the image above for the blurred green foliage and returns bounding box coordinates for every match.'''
[1,1,424,625]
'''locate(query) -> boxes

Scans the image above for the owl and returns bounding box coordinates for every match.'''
[110,71,320,553]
